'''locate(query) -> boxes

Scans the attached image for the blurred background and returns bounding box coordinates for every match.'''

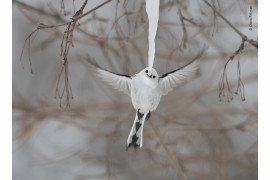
[12,0,258,179]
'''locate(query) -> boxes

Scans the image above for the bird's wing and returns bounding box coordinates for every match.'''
[158,58,199,95]
[97,68,132,94]
[87,58,132,95]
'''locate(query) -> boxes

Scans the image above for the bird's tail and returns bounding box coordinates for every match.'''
[126,110,151,150]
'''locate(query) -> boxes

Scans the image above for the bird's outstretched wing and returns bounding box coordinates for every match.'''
[87,58,132,95]
[158,50,204,95]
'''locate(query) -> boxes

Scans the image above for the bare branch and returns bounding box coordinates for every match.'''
[219,37,247,102]
[203,0,258,48]
[178,9,188,48]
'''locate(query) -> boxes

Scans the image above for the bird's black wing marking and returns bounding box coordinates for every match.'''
[87,57,131,78]
[160,48,205,79]
[160,59,196,79]
[158,48,206,95]
[87,57,132,94]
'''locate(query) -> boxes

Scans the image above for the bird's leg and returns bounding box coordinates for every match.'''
[145,112,151,121]
[137,109,144,120]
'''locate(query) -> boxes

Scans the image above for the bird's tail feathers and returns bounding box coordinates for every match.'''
[126,110,151,150]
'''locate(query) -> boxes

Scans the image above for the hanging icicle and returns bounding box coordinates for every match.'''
[146,0,160,75]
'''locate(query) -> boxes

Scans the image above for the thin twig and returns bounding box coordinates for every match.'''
[203,0,258,48]
[19,0,114,108]
[72,0,113,22]
[178,9,188,48]
[219,37,246,102]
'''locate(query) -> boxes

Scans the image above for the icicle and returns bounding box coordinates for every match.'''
[146,0,160,75]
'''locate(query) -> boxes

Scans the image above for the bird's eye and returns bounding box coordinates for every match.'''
[153,75,156,79]
[145,70,148,73]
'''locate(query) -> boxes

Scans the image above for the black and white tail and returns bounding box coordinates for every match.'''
[126,110,151,150]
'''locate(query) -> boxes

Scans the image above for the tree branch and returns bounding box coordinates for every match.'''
[203,0,258,49]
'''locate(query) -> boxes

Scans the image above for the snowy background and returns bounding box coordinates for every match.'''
[13,0,258,180]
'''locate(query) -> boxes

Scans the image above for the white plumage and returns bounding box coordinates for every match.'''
[96,68,131,95]
[88,55,200,150]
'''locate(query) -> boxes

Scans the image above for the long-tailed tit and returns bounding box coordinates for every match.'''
[88,51,204,150]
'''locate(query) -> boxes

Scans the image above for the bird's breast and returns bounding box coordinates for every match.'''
[130,78,161,113]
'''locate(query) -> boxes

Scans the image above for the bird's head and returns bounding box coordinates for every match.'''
[138,67,159,87]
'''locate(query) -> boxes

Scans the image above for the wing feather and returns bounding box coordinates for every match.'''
[87,58,131,95]
[158,48,206,95]
[158,59,198,95]
[96,68,132,95]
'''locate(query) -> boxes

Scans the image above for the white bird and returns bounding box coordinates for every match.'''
[88,51,203,150]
